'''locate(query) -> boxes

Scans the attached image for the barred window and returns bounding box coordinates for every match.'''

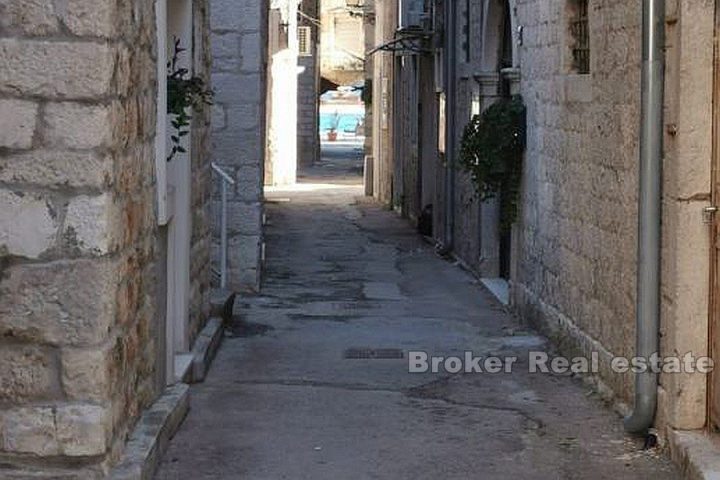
[569,0,590,74]
[298,26,312,57]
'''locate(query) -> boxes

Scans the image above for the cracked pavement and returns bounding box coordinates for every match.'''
[155,144,678,479]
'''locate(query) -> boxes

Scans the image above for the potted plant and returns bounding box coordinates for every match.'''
[327,111,340,141]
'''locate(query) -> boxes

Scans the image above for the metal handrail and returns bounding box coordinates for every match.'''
[211,163,235,289]
[212,162,236,185]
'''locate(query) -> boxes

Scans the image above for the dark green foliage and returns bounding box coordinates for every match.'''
[361,78,372,107]
[166,38,213,162]
[458,95,526,231]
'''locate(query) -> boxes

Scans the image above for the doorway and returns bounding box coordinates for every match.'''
[478,0,515,300]
[155,0,193,385]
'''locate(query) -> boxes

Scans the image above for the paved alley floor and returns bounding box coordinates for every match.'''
[156,143,679,479]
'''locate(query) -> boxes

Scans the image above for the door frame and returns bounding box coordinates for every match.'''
[707,0,720,430]
[156,0,193,385]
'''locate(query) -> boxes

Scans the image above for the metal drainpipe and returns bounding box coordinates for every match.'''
[443,0,457,250]
[624,0,665,435]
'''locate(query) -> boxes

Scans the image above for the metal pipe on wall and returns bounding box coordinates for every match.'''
[624,0,665,435]
[443,0,457,250]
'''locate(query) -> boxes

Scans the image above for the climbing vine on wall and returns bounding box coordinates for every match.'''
[458,95,526,232]
[166,38,213,162]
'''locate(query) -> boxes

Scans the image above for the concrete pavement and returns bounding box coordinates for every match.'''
[155,144,678,479]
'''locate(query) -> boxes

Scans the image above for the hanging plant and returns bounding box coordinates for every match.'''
[166,37,213,162]
[458,95,526,232]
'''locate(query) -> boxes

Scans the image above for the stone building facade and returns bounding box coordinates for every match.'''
[369,0,397,204]
[0,0,212,476]
[210,0,268,291]
[321,0,366,86]
[265,0,300,186]
[297,0,321,167]
[377,0,719,461]
[512,0,713,436]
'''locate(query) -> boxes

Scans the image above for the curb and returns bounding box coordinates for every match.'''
[189,317,224,383]
[668,429,720,479]
[110,383,190,480]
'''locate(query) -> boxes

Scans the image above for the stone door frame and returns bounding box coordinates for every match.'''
[156,0,194,385]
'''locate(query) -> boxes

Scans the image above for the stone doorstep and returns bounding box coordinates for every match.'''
[110,383,190,480]
[189,317,224,383]
[668,429,720,480]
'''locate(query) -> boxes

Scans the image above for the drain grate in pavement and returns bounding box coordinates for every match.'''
[343,348,404,360]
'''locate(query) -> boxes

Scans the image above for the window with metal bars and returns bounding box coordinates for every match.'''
[569,0,590,74]
[298,26,312,57]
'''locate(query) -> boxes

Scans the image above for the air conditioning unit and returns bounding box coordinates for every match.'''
[398,0,425,30]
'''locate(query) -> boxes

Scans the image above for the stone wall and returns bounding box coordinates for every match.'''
[512,0,714,430]
[298,0,320,168]
[392,57,420,219]
[512,0,643,402]
[375,0,714,434]
[266,0,299,186]
[0,0,212,475]
[210,0,268,290]
[371,0,396,205]
[320,0,365,86]
[189,0,213,346]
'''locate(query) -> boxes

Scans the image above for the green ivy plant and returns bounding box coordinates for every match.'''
[458,95,526,232]
[166,38,213,162]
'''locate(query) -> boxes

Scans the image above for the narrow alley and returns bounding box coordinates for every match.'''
[155,146,678,479]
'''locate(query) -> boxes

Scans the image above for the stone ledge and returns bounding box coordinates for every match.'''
[210,289,236,321]
[189,317,224,383]
[110,383,189,480]
[668,429,720,480]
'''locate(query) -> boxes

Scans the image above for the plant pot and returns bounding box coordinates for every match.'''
[327,130,338,142]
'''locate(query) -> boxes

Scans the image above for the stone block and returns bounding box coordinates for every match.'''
[0,0,59,35]
[212,55,241,72]
[228,235,261,290]
[210,0,261,31]
[2,407,58,455]
[235,163,263,199]
[0,150,112,189]
[211,104,227,132]
[212,73,262,104]
[59,0,116,37]
[0,344,58,403]
[61,346,111,402]
[56,405,109,456]
[0,98,38,149]
[221,201,262,236]
[64,194,114,255]
[0,189,57,259]
[224,104,262,132]
[43,102,111,149]
[211,32,240,59]
[0,259,117,346]
[212,131,263,166]
[0,39,115,99]
[240,32,262,70]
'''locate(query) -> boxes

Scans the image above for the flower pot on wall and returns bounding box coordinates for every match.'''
[327,130,338,141]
